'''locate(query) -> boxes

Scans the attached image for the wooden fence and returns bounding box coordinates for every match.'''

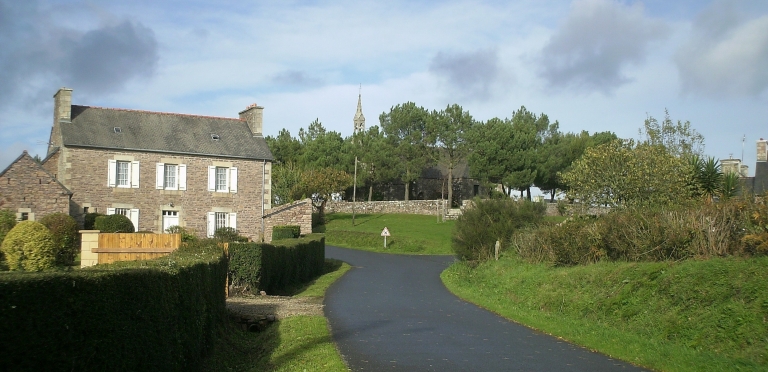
[92,233,181,264]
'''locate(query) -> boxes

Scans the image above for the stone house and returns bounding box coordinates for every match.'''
[41,87,282,241]
[0,151,72,221]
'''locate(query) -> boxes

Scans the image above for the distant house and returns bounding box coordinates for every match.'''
[0,150,72,221]
[42,88,278,240]
[722,138,768,195]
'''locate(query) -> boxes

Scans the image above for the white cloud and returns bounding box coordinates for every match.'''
[676,1,768,97]
[538,0,669,93]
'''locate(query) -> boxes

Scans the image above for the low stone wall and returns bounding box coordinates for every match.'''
[326,200,449,216]
[263,198,313,242]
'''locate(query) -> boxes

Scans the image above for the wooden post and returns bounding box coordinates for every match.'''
[494,240,500,261]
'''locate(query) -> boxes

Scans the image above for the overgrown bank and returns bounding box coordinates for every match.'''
[442,255,768,371]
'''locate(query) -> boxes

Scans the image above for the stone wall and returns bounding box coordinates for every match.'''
[53,146,270,241]
[326,200,449,216]
[263,198,313,242]
[0,151,71,221]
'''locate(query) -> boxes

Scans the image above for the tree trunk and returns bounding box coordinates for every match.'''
[447,167,454,208]
[550,189,556,203]
[404,181,410,201]
[526,187,531,201]
[368,185,373,202]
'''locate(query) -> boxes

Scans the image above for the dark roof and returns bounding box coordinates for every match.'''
[0,151,72,195]
[60,105,273,160]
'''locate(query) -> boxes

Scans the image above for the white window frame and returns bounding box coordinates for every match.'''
[206,211,237,237]
[108,159,140,188]
[207,166,237,193]
[156,163,187,191]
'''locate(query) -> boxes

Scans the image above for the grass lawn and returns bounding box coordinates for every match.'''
[199,259,351,371]
[321,213,455,255]
[442,255,768,372]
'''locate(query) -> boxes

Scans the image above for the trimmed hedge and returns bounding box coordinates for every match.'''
[272,225,300,240]
[0,239,227,371]
[1,221,56,271]
[94,214,135,233]
[229,235,325,294]
[39,212,79,266]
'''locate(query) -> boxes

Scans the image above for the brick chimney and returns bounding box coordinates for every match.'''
[758,138,767,162]
[54,88,73,124]
[239,103,264,136]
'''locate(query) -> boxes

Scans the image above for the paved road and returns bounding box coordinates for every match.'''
[324,246,648,372]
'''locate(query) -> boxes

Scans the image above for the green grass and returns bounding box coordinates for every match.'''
[442,255,768,371]
[321,213,455,254]
[199,259,351,371]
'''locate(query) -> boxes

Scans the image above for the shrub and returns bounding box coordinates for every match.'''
[1,221,56,271]
[452,198,545,262]
[273,225,300,240]
[214,227,248,243]
[38,212,79,266]
[166,225,198,242]
[94,214,135,233]
[83,212,104,230]
[0,209,17,266]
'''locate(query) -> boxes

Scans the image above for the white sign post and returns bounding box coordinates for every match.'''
[381,227,390,248]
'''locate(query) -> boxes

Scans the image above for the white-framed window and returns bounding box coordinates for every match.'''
[206,211,237,237]
[208,166,237,193]
[107,207,139,231]
[156,163,187,190]
[108,159,139,188]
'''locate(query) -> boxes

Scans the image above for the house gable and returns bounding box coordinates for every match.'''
[0,151,72,220]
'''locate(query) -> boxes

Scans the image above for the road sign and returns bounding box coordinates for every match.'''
[381,227,391,237]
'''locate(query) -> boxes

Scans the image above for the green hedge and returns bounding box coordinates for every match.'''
[229,235,325,294]
[272,225,301,240]
[0,239,227,371]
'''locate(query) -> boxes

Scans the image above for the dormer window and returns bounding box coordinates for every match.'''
[114,127,122,133]
[211,134,220,141]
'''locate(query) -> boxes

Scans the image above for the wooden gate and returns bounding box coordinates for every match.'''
[93,233,181,264]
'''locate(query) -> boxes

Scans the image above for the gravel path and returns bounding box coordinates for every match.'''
[226,295,324,319]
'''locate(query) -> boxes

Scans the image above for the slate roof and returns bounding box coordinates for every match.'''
[60,105,273,160]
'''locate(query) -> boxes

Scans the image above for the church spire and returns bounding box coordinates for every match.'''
[353,85,365,134]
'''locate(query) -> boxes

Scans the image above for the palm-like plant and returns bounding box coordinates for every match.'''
[720,172,740,200]
[698,157,723,202]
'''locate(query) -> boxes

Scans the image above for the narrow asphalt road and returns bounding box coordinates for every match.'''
[324,246,648,372]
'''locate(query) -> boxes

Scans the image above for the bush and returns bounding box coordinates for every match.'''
[452,198,545,262]
[83,212,104,230]
[38,212,79,266]
[166,225,198,242]
[94,214,135,233]
[0,239,227,371]
[1,220,56,271]
[214,227,248,243]
[0,209,17,267]
[273,225,300,240]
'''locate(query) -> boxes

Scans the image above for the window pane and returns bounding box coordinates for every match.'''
[216,167,227,191]
[117,161,129,186]
[164,164,177,188]
[215,212,228,230]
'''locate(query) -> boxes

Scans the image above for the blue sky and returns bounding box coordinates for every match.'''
[1,0,767,177]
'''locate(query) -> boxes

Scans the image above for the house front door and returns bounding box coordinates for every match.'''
[162,210,179,232]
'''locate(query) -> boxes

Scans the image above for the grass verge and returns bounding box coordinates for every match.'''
[441,255,768,371]
[322,213,454,254]
[199,259,351,371]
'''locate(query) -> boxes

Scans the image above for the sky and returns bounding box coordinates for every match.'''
[1,0,767,178]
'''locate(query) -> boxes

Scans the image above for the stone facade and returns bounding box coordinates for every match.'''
[263,198,313,242]
[49,146,271,241]
[0,151,71,221]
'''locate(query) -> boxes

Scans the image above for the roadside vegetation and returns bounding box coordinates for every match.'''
[322,213,455,254]
[200,259,351,371]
